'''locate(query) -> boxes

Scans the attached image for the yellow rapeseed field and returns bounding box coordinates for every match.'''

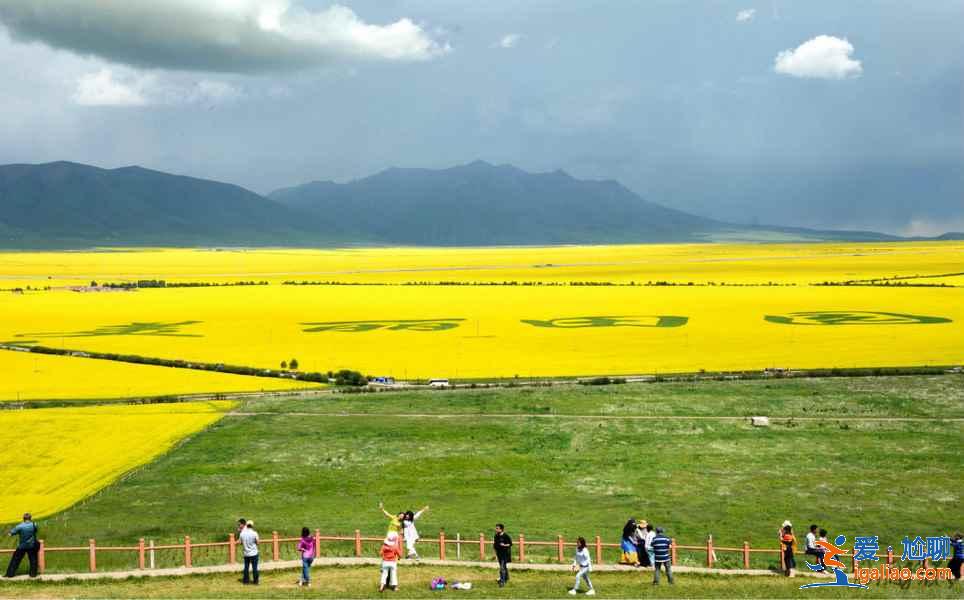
[0,242,960,379]
[0,351,320,402]
[0,401,233,522]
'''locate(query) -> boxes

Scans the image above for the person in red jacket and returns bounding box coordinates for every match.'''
[379,532,402,592]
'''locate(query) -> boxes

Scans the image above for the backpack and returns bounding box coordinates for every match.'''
[430,576,446,590]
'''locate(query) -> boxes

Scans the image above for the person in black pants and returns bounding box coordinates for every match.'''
[493,523,512,587]
[4,513,39,578]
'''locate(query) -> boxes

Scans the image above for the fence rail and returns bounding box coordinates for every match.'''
[0,531,934,576]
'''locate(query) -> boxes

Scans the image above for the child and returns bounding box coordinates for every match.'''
[296,527,316,586]
[379,532,401,592]
[402,506,429,559]
[569,537,595,596]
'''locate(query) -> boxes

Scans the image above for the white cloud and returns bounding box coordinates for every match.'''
[498,34,522,49]
[736,9,756,23]
[72,68,243,107]
[0,1,449,73]
[774,35,863,79]
[72,69,148,107]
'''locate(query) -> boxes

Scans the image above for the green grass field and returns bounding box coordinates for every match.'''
[2,564,959,598]
[4,375,962,596]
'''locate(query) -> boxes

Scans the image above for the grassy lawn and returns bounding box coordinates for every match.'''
[2,564,960,598]
[243,376,964,418]
[19,375,960,579]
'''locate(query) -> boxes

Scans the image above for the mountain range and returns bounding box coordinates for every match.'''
[0,160,953,248]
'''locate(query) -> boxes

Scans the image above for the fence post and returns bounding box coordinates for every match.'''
[851,554,856,573]
[557,535,565,563]
[595,535,602,565]
[228,533,236,564]
[149,540,156,569]
[89,538,97,573]
[518,533,526,562]
[886,547,894,565]
[38,540,45,574]
[670,538,677,566]
[439,531,446,560]
[707,534,714,568]
[354,530,362,557]
[479,533,486,561]
[272,531,280,561]
[184,536,192,568]
[456,533,461,560]
[138,538,146,570]
[743,541,750,570]
[315,529,322,559]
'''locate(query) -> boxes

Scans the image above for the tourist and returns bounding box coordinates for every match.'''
[378,502,404,536]
[644,524,656,567]
[493,523,513,587]
[236,518,246,537]
[402,506,429,560]
[650,527,673,585]
[297,527,316,586]
[620,519,639,566]
[781,524,797,577]
[240,520,260,585]
[804,524,824,569]
[379,531,401,592]
[636,520,651,567]
[4,513,39,578]
[949,532,963,580]
[569,536,595,595]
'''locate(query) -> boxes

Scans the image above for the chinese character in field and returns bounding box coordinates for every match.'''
[926,536,951,562]
[901,536,927,561]
[853,536,879,561]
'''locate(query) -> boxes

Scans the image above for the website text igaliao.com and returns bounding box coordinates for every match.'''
[854,565,953,585]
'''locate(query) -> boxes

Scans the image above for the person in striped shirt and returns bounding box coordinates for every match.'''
[650,527,674,585]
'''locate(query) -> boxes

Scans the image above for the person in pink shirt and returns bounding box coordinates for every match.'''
[296,527,316,586]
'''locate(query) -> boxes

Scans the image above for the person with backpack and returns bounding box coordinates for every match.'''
[780,524,797,577]
[379,531,402,592]
[569,537,595,595]
[239,520,260,585]
[402,506,429,560]
[493,523,513,587]
[650,527,673,585]
[296,527,316,586]
[4,513,39,578]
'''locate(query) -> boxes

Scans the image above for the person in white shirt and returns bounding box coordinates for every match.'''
[569,537,595,595]
[644,523,656,566]
[804,524,825,569]
[239,521,260,585]
[402,506,429,559]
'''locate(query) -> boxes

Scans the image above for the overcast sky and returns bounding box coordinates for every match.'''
[0,0,961,234]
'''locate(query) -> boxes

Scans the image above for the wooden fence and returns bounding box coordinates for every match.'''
[0,531,931,576]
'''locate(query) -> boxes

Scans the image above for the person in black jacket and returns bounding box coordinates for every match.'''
[493,523,513,587]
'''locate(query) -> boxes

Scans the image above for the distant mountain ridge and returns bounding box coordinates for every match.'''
[0,160,935,248]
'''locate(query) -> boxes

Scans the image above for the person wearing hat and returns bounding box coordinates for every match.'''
[650,527,673,585]
[239,520,260,585]
[5,513,39,578]
[379,531,402,592]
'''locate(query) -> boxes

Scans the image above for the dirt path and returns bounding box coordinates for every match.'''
[2,556,823,583]
[227,411,962,422]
